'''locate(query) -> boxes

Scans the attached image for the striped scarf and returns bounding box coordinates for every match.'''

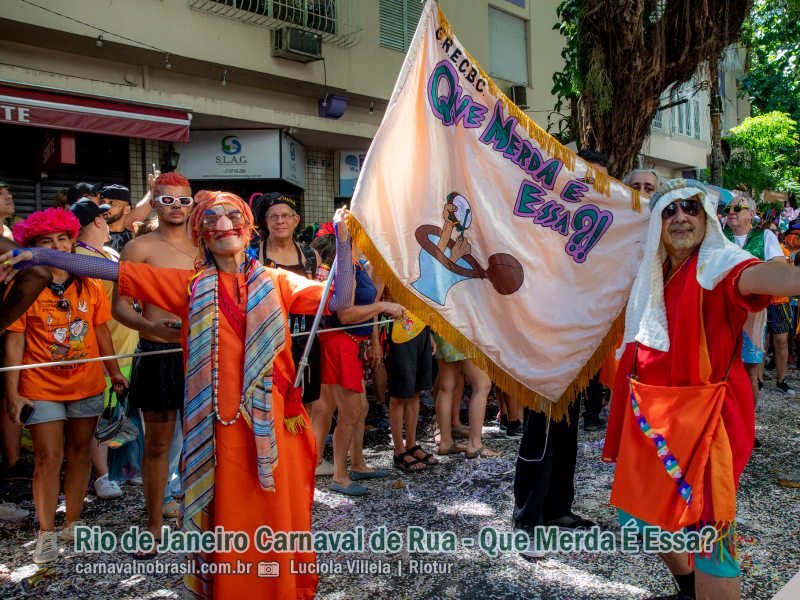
[180,259,285,598]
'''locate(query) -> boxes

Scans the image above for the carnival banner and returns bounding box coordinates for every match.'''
[349,0,650,416]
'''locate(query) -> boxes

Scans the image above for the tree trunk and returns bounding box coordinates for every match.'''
[571,1,752,179]
[709,60,724,186]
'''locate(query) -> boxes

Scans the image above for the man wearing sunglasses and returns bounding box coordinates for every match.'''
[111,171,196,554]
[722,193,792,406]
[602,178,800,600]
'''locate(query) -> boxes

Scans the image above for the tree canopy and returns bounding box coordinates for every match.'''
[550,1,752,178]
[723,111,800,197]
[741,0,800,124]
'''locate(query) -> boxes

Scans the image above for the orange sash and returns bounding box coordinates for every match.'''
[610,293,736,532]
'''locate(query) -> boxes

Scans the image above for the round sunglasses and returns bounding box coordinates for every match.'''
[661,199,701,220]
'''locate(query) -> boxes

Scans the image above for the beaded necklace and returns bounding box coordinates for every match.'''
[209,270,246,426]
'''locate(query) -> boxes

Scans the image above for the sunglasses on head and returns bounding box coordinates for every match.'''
[723,204,748,215]
[155,195,194,207]
[661,199,701,220]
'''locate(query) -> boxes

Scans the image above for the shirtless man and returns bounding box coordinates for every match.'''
[112,172,196,549]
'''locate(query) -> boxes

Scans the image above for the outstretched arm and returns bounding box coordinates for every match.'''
[738,260,800,297]
[0,237,52,332]
[1,247,119,283]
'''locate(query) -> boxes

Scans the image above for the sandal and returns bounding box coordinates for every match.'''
[465,446,501,459]
[393,451,427,472]
[408,445,439,466]
[437,442,466,456]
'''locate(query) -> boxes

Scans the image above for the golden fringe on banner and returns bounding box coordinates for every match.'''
[348,215,626,422]
[435,5,641,213]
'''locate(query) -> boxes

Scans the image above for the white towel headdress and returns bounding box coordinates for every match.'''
[620,179,765,356]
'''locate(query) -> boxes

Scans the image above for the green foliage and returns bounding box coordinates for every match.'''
[548,0,581,142]
[723,111,800,196]
[741,0,800,123]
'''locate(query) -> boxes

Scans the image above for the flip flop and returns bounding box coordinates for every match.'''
[437,442,466,456]
[465,446,500,459]
[350,468,390,481]
[330,481,369,497]
[130,540,161,561]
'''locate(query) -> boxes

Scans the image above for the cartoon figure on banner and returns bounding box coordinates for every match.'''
[412,191,524,305]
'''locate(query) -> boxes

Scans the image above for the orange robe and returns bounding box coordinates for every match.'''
[119,261,320,599]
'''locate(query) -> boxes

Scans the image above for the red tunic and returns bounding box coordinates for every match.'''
[603,253,769,518]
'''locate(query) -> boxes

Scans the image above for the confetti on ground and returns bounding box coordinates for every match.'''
[1,375,798,598]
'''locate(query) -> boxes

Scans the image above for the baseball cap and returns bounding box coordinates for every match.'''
[101,183,131,203]
[70,198,111,226]
[0,179,8,189]
[67,182,102,205]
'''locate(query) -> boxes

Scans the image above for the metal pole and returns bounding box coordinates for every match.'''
[293,255,337,389]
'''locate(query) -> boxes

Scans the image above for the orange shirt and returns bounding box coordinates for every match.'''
[118,261,320,599]
[7,277,111,401]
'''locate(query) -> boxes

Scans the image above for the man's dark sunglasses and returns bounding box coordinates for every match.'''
[722,205,748,215]
[661,199,701,220]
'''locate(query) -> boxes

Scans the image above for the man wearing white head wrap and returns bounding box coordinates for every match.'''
[602,179,800,599]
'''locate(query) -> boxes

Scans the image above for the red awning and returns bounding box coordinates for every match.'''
[0,85,191,142]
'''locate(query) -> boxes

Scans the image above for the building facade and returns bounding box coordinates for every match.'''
[1,0,748,224]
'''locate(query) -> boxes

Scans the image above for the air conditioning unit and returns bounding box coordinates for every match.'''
[510,85,529,109]
[272,27,322,63]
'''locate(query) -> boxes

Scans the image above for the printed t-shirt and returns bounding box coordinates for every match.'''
[7,277,111,400]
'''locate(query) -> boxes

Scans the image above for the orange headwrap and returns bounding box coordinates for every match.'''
[188,190,255,247]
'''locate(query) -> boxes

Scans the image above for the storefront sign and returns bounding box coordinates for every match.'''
[178,130,305,187]
[0,85,191,142]
[40,131,76,170]
[339,150,366,196]
[281,134,306,188]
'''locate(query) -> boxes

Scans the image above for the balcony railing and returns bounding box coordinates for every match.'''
[189,0,361,48]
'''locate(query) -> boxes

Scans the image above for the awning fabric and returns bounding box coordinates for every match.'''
[0,85,191,142]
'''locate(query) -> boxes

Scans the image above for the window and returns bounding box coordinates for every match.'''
[652,109,663,130]
[203,1,339,35]
[668,84,702,139]
[488,7,528,85]
[379,0,423,52]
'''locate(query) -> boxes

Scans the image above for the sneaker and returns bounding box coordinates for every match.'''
[497,415,508,431]
[59,520,86,543]
[33,531,59,564]
[0,500,29,521]
[505,420,523,437]
[776,380,794,394]
[514,523,546,559]
[545,512,596,530]
[315,460,335,477]
[2,460,33,481]
[93,474,123,499]
[765,356,776,370]
[128,476,143,486]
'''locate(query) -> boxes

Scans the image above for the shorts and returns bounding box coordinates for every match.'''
[27,393,105,427]
[386,326,433,398]
[766,303,792,335]
[433,332,471,363]
[741,329,764,365]
[129,339,184,418]
[291,335,322,404]
[320,331,366,393]
[618,510,739,578]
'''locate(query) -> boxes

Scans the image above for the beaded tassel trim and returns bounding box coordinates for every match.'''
[629,379,693,505]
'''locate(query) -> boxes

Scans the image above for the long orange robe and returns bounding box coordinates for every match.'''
[119,261,320,599]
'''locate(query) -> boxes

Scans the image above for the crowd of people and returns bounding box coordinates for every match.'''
[0,159,798,599]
